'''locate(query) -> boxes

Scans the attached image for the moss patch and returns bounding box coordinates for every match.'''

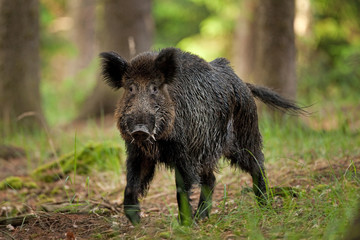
[31,142,124,182]
[0,176,38,190]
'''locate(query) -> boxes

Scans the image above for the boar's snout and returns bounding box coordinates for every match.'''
[126,113,156,142]
[131,124,151,141]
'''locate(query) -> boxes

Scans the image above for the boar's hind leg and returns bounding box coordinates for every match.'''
[250,155,267,206]
[124,148,156,225]
[175,167,194,226]
[196,171,215,219]
[226,149,267,205]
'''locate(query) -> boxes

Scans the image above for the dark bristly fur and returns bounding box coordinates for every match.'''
[100,51,128,89]
[100,47,304,226]
[246,83,307,114]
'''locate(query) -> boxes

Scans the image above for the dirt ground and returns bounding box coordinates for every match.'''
[0,153,246,239]
[1,149,359,239]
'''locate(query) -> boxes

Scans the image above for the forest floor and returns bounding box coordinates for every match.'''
[1,107,360,239]
[2,153,359,240]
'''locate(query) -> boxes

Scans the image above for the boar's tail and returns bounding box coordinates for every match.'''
[246,83,307,114]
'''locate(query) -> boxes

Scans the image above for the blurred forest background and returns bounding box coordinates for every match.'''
[0,0,359,132]
[0,1,360,238]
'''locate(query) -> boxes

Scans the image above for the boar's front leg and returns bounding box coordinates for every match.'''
[196,171,216,219]
[124,145,156,225]
[175,166,194,226]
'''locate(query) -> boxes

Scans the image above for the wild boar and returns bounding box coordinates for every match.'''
[100,47,304,225]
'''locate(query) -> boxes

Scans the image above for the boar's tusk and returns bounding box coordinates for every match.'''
[151,135,156,142]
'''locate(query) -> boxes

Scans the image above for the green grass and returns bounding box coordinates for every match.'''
[261,115,359,163]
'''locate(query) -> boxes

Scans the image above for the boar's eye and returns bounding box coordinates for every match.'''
[150,85,158,95]
[128,84,136,93]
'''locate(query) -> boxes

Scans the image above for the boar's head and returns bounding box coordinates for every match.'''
[100,48,177,144]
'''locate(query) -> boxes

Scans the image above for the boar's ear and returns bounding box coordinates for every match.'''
[100,51,129,90]
[155,48,178,84]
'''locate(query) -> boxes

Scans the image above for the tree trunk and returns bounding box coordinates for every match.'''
[233,0,259,82]
[67,0,96,77]
[0,0,44,132]
[254,0,296,100]
[78,0,154,119]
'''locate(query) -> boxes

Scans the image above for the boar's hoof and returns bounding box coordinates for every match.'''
[124,207,141,225]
